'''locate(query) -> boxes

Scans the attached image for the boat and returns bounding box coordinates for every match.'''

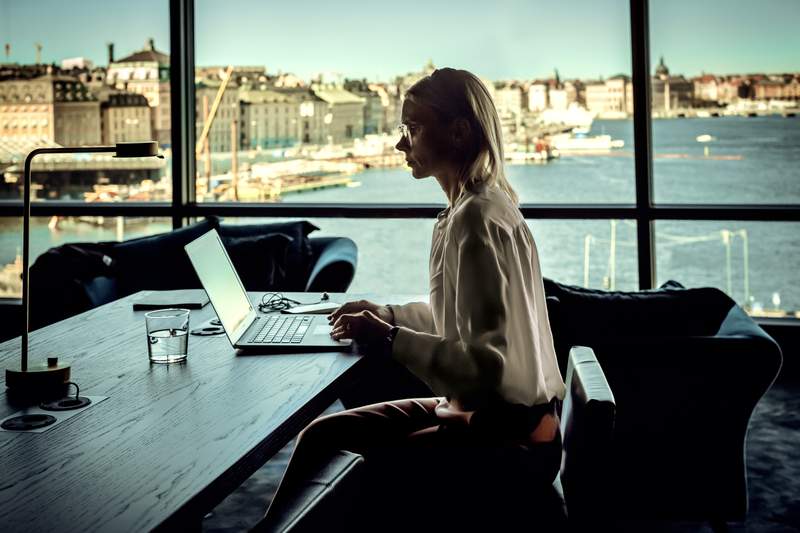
[696,134,715,143]
[505,140,558,164]
[505,150,557,165]
[548,133,625,153]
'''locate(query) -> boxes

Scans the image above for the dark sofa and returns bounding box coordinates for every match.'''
[543,278,783,524]
[28,217,357,330]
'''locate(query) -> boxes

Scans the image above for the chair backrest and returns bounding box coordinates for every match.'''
[559,346,616,522]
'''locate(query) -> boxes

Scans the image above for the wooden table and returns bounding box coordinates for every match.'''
[0,290,424,532]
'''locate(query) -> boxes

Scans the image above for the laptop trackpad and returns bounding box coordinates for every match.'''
[313,325,332,336]
[312,324,352,346]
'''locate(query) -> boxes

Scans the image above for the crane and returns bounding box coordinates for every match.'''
[195,65,235,154]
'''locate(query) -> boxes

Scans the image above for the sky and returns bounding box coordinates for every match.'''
[1,0,798,82]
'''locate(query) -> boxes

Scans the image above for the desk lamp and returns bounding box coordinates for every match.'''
[4,142,161,409]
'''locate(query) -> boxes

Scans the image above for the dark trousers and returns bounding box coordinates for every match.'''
[264,395,563,532]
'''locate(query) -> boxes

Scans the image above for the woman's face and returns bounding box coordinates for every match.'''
[395,98,453,180]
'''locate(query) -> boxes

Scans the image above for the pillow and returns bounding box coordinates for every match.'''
[221,233,293,291]
[218,220,319,290]
[111,217,219,295]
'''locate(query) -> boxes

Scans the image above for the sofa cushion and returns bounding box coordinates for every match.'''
[221,233,293,291]
[29,242,118,329]
[542,278,735,341]
[218,220,319,291]
[111,217,219,295]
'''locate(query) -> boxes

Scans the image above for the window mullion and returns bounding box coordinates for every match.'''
[630,0,656,289]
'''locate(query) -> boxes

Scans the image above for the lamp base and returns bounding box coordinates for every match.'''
[5,361,71,405]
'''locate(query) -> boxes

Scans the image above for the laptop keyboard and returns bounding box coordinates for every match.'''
[248,315,313,344]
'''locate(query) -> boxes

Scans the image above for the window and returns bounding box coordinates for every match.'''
[0,0,796,322]
[0,0,171,203]
[0,217,172,298]
[656,221,800,318]
[650,0,800,204]
[647,0,800,317]
[194,0,634,205]
[219,217,637,294]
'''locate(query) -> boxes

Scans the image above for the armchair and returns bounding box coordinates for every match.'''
[543,279,783,524]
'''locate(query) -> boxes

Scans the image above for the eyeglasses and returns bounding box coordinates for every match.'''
[397,123,420,147]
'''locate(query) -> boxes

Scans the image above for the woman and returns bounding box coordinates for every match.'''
[262,68,566,529]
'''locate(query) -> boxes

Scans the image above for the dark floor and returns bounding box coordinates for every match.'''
[203,380,800,533]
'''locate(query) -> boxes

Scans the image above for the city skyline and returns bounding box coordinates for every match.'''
[1,0,799,81]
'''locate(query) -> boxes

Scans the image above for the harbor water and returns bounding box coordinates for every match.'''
[1,117,798,313]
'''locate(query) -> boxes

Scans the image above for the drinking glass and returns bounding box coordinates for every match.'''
[145,308,190,363]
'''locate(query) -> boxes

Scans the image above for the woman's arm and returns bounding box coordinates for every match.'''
[391,215,509,403]
[388,301,435,334]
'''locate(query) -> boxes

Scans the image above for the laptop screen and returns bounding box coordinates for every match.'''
[184,229,255,343]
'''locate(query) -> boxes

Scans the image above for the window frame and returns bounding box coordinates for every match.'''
[0,0,798,319]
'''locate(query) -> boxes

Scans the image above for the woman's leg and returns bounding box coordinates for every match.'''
[264,397,442,520]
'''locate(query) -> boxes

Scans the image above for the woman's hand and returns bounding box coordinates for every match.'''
[329,309,393,346]
[327,299,394,326]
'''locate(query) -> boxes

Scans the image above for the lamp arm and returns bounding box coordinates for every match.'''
[21,146,117,371]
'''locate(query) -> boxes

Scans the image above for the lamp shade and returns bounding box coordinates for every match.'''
[114,141,159,158]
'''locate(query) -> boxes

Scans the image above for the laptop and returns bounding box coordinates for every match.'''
[184,228,352,353]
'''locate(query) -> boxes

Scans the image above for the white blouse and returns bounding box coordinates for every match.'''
[390,184,566,413]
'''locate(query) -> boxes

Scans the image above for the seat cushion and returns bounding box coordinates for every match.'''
[221,233,293,291]
[110,217,219,295]
[218,220,319,291]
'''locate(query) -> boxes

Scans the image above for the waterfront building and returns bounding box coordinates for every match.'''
[368,82,402,134]
[106,39,171,145]
[693,74,720,103]
[61,57,94,71]
[310,85,365,145]
[585,75,633,117]
[564,80,583,107]
[0,73,101,145]
[344,79,385,135]
[716,76,745,104]
[395,59,437,96]
[651,56,693,113]
[100,92,152,144]
[548,88,568,111]
[239,88,302,149]
[494,82,525,141]
[527,83,548,112]
[196,77,241,153]
[197,66,267,86]
[755,75,800,101]
[273,73,306,89]
[495,83,525,118]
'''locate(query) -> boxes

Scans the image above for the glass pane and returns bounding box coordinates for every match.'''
[650,1,800,204]
[194,0,634,204]
[0,1,171,202]
[0,216,172,298]
[215,217,637,295]
[529,219,639,291]
[656,221,800,318]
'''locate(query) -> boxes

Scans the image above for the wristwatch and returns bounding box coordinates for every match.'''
[386,326,400,353]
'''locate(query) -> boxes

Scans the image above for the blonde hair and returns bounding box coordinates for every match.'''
[406,68,518,204]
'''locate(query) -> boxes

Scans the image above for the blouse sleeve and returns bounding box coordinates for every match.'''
[391,212,509,403]
[388,301,436,335]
